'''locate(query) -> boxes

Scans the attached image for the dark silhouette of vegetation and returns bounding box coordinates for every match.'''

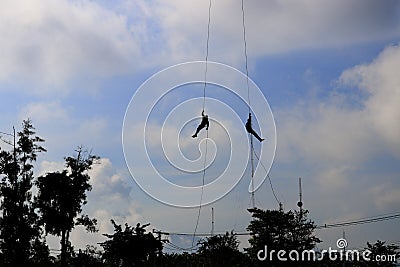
[160,252,197,267]
[357,240,400,267]
[35,147,99,267]
[100,220,162,267]
[196,231,252,267]
[246,208,321,266]
[67,246,103,267]
[159,232,253,267]
[0,120,47,266]
[322,240,400,267]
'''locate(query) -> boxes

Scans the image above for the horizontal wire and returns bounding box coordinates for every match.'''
[167,212,400,236]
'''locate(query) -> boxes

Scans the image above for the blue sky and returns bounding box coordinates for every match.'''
[1,0,400,252]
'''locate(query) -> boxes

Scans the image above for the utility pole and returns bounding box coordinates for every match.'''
[152,229,169,257]
[279,202,284,211]
[297,177,303,218]
[13,126,16,182]
[211,207,214,236]
[342,230,346,267]
[0,127,16,217]
[0,126,16,178]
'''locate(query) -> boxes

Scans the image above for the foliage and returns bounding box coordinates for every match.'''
[196,231,252,267]
[0,120,47,266]
[100,220,162,267]
[355,240,400,267]
[35,147,99,267]
[159,252,198,267]
[246,208,321,266]
[67,246,104,267]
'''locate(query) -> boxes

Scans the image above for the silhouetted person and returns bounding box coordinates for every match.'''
[245,113,264,142]
[192,110,209,138]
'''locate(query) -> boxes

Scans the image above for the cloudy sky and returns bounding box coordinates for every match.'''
[1,0,400,252]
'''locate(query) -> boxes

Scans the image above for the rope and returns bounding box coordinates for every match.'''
[191,0,212,251]
[202,0,212,111]
[252,148,281,206]
[242,0,257,209]
[250,134,255,208]
[192,130,209,251]
[241,0,251,113]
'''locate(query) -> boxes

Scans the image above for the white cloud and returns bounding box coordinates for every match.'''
[277,44,400,189]
[19,101,68,122]
[37,160,65,177]
[17,100,117,160]
[136,0,400,65]
[85,158,142,229]
[275,45,400,207]
[339,44,400,156]
[316,165,353,190]
[0,0,141,92]
[3,0,398,93]
[243,0,400,54]
[370,184,400,210]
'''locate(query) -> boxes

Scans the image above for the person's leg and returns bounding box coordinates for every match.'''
[192,124,204,138]
[250,129,264,142]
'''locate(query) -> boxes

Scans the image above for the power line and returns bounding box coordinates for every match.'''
[316,212,400,229]
[163,212,400,238]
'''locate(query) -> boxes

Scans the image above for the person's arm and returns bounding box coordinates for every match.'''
[202,110,205,116]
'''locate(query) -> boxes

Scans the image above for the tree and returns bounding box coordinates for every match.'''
[0,120,47,266]
[100,220,162,267]
[197,231,252,267]
[357,240,399,267]
[35,147,99,267]
[160,252,198,267]
[69,245,103,267]
[246,208,321,266]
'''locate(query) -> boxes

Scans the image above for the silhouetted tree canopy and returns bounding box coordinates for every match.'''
[0,120,47,266]
[246,208,321,266]
[197,231,252,267]
[100,220,162,267]
[35,147,99,267]
[357,240,400,267]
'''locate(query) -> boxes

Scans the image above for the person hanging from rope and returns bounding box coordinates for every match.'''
[192,110,209,138]
[245,113,264,142]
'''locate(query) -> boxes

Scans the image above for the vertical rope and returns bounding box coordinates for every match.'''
[202,0,212,111]
[250,134,255,208]
[193,0,212,250]
[241,0,251,113]
[241,0,256,208]
[192,129,209,250]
